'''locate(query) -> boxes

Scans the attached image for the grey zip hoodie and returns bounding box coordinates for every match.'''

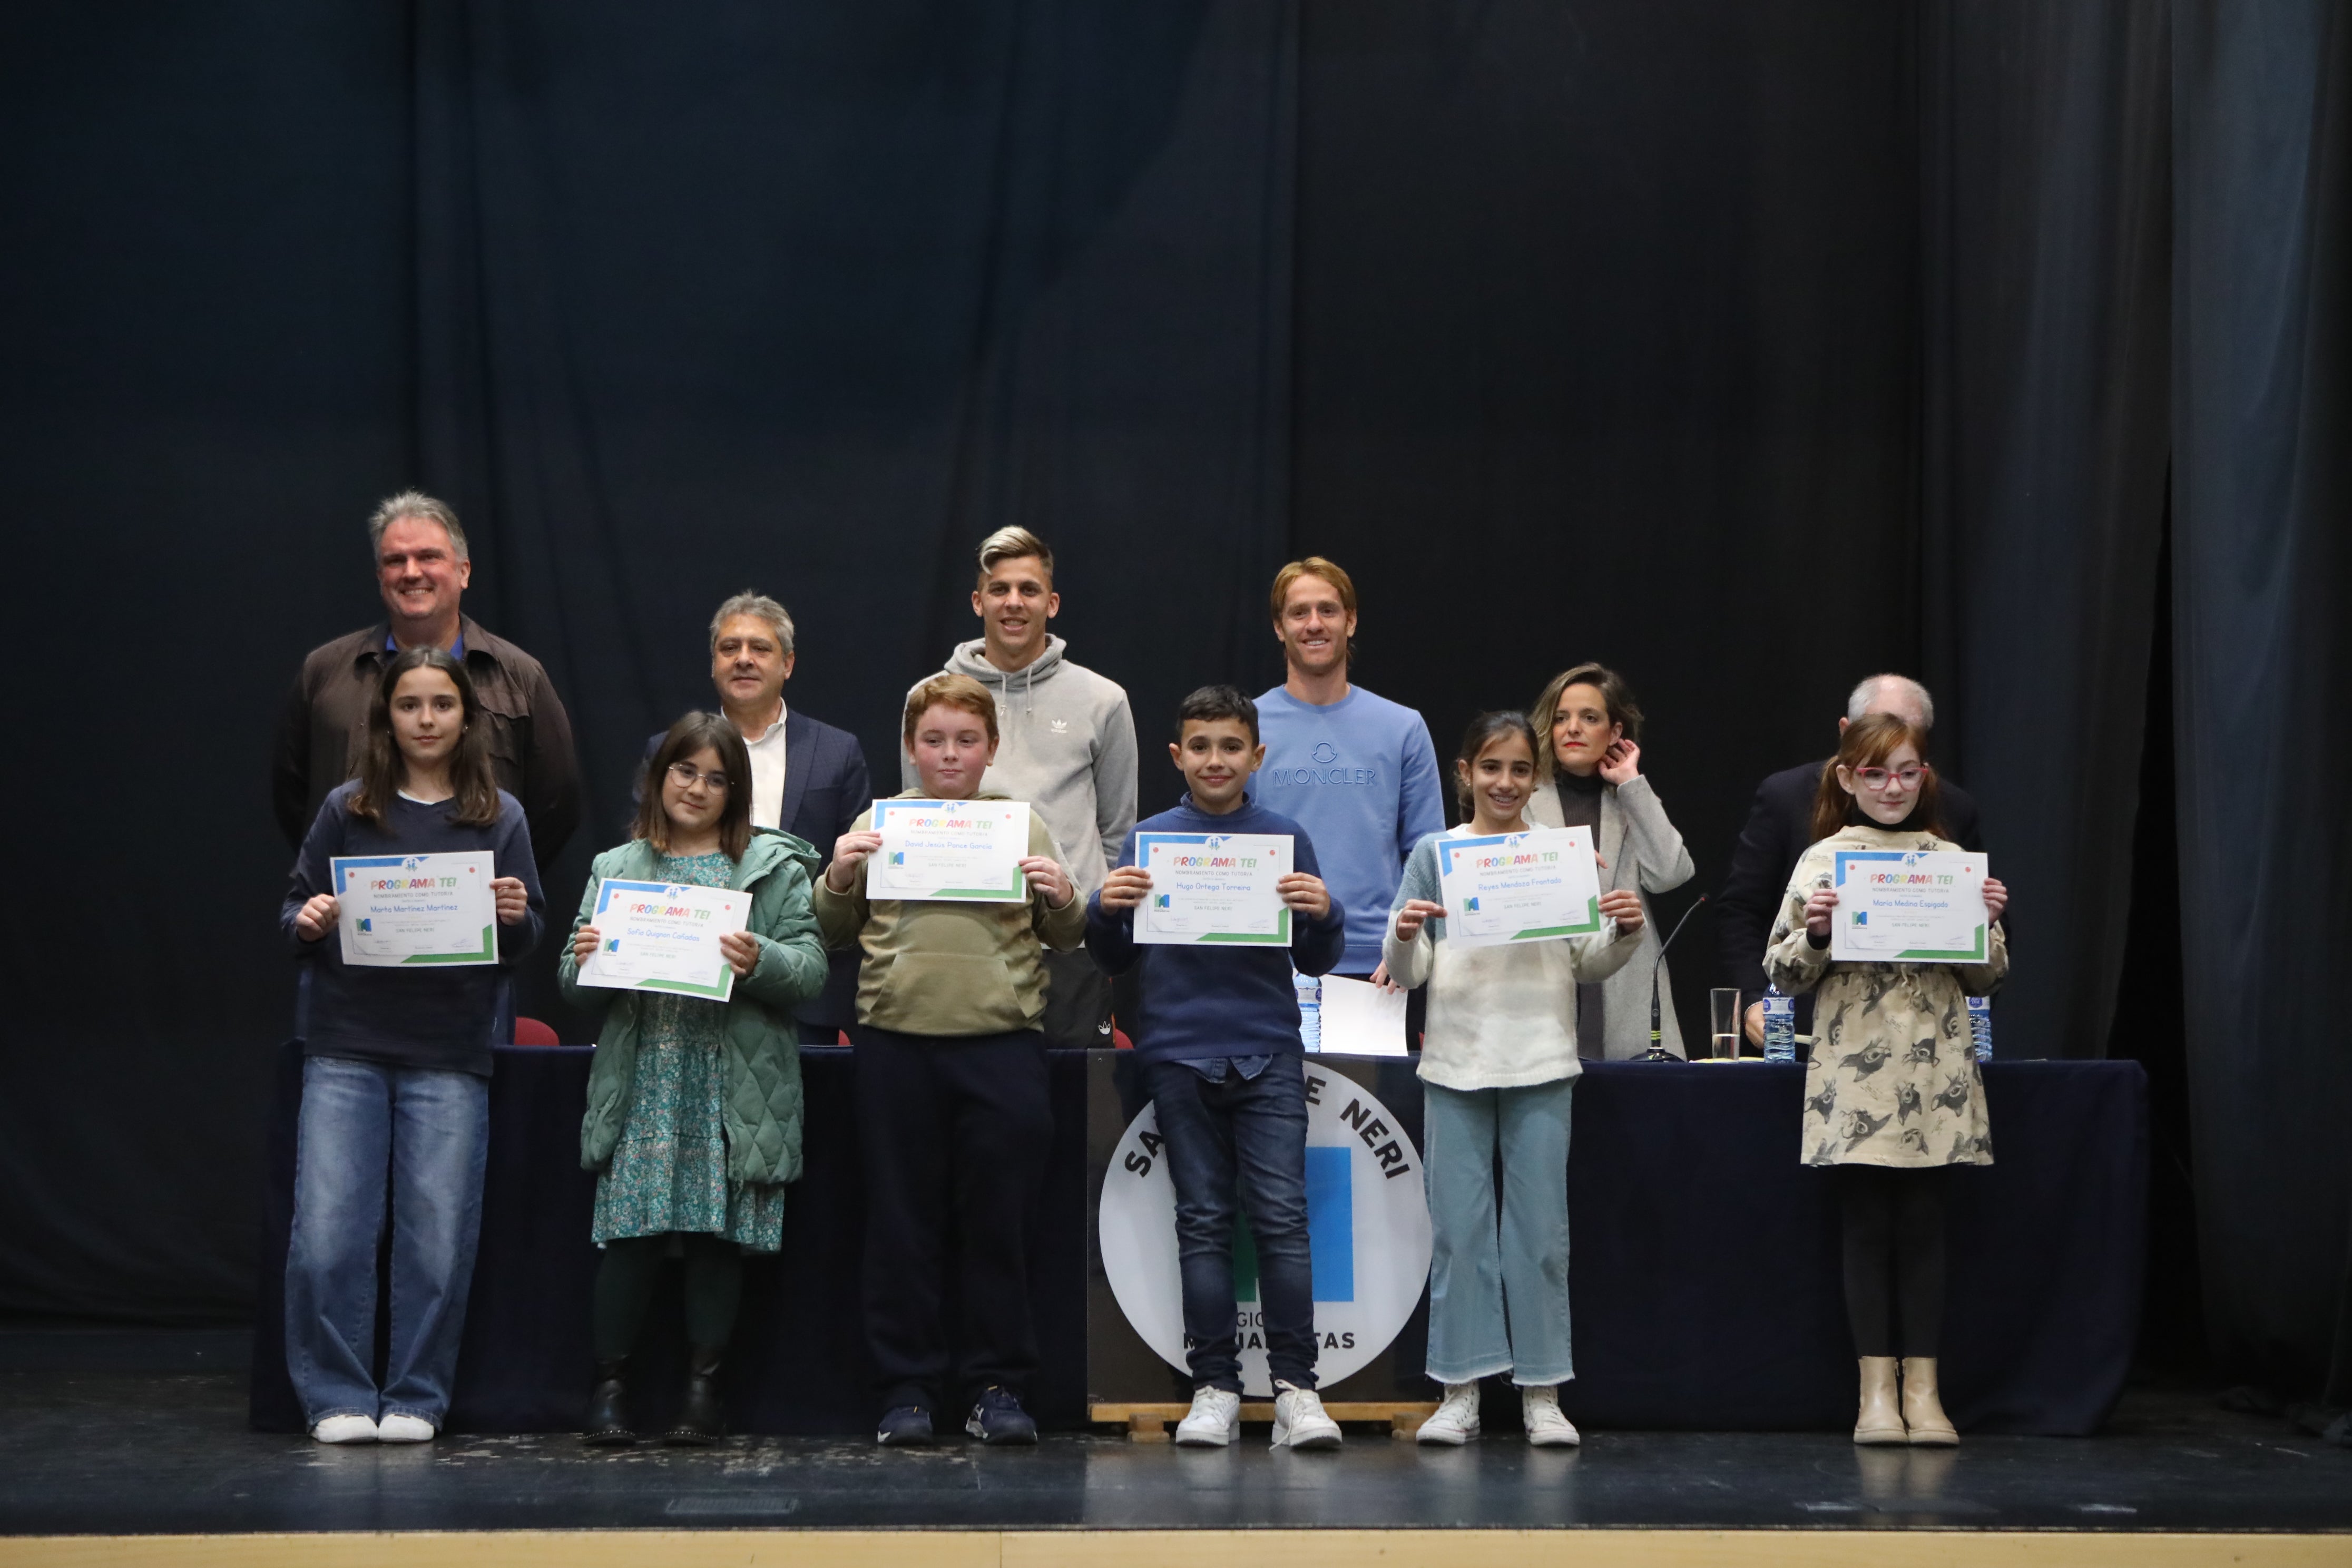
[901,635,1138,899]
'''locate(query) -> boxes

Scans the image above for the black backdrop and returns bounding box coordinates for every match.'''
[3,1,2346,1406]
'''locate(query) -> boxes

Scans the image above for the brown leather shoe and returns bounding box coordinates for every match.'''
[1900,1356,1958,1445]
[1854,1356,1907,1444]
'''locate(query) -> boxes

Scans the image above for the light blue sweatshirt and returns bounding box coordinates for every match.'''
[1253,684,1446,973]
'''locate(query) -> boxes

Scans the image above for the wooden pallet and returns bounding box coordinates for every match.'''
[1090,1401,1439,1442]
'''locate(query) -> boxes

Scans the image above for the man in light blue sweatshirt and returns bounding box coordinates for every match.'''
[1253,557,1445,986]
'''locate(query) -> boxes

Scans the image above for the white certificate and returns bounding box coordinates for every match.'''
[1317,974,1409,1055]
[1830,850,1990,963]
[1435,827,1603,949]
[1132,832,1292,946]
[867,799,1031,903]
[331,851,497,967]
[577,879,750,1001]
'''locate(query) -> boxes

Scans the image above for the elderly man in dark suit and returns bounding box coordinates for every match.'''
[649,591,870,1043]
[1717,674,1984,1046]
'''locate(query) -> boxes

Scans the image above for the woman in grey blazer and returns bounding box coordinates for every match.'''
[1525,664,1696,1059]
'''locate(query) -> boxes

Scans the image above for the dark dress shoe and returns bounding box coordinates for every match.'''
[664,1345,727,1446]
[583,1360,634,1446]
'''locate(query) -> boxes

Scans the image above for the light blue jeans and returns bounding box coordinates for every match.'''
[285,1055,489,1428]
[1422,1075,1576,1386]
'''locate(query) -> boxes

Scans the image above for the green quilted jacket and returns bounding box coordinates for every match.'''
[561,828,828,1187]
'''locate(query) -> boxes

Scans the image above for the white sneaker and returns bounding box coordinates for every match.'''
[1174,1386,1242,1447]
[1522,1384,1581,1447]
[1416,1383,1481,1445]
[1269,1381,1342,1450]
[376,1413,436,1444]
[311,1414,378,1445]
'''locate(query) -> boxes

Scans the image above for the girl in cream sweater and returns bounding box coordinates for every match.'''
[1383,712,1644,1447]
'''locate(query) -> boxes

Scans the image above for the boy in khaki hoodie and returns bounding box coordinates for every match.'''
[815,673,1083,1448]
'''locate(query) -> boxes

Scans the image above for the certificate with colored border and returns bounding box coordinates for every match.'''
[1133,831,1292,946]
[1830,849,1988,962]
[867,799,1031,903]
[577,879,749,1001]
[1435,827,1602,949]
[331,851,497,967]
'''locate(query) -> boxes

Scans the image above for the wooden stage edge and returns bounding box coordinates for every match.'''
[3,1529,2345,1568]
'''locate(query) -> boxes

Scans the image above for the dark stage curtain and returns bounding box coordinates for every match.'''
[1918,0,2173,1061]
[2171,0,2352,1402]
[2,0,2346,1410]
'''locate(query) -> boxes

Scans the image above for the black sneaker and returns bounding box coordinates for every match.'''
[965,1385,1038,1445]
[877,1405,934,1446]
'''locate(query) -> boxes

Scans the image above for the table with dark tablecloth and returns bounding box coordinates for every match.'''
[250,1046,2142,1436]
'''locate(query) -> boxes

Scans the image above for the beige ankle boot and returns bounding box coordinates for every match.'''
[1854,1357,1906,1444]
[1900,1357,1958,1445]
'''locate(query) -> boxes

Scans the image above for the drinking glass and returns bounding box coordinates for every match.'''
[1710,988,1741,1061]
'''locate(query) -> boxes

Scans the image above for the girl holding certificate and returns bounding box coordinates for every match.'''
[280,646,544,1445]
[1384,712,1645,1447]
[813,672,1084,1448]
[1764,711,2010,1447]
[1525,663,1697,1059]
[562,713,828,1446]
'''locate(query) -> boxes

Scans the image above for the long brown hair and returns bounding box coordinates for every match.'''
[635,712,755,860]
[1530,662,1645,783]
[348,647,501,827]
[1809,711,1944,844]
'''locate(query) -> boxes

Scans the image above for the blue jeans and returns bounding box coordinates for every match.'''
[285,1055,489,1427]
[1143,1057,1317,1392]
[1422,1076,1576,1386]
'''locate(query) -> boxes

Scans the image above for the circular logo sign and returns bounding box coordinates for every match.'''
[1098,1066,1432,1396]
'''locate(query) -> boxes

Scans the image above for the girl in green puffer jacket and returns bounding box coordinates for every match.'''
[558,712,827,1446]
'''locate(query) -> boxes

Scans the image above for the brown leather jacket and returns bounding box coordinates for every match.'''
[272,615,582,861]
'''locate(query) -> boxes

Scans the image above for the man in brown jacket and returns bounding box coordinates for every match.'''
[272,491,582,862]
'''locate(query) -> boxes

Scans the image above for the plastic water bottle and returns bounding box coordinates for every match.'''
[1967,996,1993,1064]
[1761,986,1796,1064]
[1295,972,1322,1053]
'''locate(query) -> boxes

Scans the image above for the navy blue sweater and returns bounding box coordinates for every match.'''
[282,781,546,1076]
[1085,792,1346,1065]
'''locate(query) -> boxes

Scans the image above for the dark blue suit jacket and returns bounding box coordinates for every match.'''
[642,708,871,1033]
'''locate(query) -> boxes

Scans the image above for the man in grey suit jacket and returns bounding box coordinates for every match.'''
[646,591,870,1043]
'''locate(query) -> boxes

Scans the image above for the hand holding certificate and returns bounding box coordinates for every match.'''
[1828,850,1992,963]
[1129,832,1295,946]
[329,851,499,967]
[1434,827,1603,949]
[576,879,752,1001]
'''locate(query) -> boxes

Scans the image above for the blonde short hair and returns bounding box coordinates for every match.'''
[1268,556,1357,624]
[975,526,1054,585]
[904,672,999,749]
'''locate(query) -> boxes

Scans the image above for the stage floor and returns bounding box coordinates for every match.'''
[3,1328,2347,1538]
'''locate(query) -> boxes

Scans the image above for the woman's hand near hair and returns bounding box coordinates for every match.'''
[1982,877,2008,926]
[1098,866,1153,913]
[826,830,884,894]
[1392,898,1446,943]
[1597,739,1642,787]
[718,929,761,979]
[293,894,340,942]
[1598,888,1645,934]
[571,924,602,967]
[1021,856,1074,910]
[491,876,529,927]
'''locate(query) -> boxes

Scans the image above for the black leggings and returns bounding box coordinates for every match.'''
[1837,1166,1948,1358]
[592,1234,743,1361]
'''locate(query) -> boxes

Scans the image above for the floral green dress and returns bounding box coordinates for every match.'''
[591,851,787,1252]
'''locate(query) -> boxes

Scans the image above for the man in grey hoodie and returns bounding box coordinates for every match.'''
[905,527,1139,1046]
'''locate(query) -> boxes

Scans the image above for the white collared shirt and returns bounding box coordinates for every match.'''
[740,704,789,830]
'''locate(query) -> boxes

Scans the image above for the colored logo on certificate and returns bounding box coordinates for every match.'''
[1464,896,1481,912]
[356,918,373,933]
[889,851,905,866]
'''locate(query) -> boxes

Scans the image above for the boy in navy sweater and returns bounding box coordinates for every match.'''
[1086,685,1347,1450]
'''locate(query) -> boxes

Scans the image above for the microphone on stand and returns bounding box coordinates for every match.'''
[1643,894,1708,1063]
